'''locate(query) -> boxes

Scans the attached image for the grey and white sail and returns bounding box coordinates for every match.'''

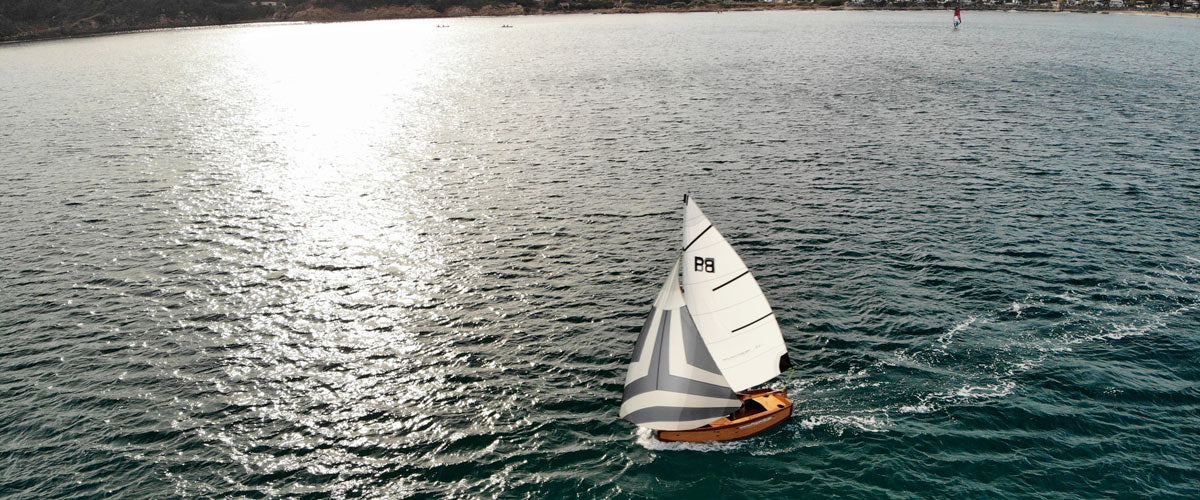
[681,196,789,392]
[619,259,742,431]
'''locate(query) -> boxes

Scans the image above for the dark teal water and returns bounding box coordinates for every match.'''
[2,10,1199,499]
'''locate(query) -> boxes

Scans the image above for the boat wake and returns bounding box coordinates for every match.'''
[875,256,1200,426]
[937,316,978,346]
[633,427,745,452]
[797,414,889,435]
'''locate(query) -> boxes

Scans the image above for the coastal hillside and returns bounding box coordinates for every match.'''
[0,0,278,40]
[0,0,820,42]
[2,0,1194,42]
[0,0,587,41]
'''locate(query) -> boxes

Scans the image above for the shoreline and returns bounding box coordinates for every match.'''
[1111,10,1200,18]
[2,5,1196,45]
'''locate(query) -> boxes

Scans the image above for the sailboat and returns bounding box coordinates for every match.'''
[619,195,794,442]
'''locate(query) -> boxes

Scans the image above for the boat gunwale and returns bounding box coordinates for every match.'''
[655,389,792,442]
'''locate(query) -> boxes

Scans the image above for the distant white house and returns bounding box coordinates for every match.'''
[252,1,283,7]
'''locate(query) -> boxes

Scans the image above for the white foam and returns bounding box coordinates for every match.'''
[1054,292,1082,304]
[1102,320,1161,340]
[1069,304,1191,344]
[898,380,1018,415]
[798,414,889,435]
[841,368,869,381]
[938,316,977,345]
[953,380,1015,399]
[1012,357,1038,372]
[633,426,745,452]
[1153,266,1196,284]
[897,403,935,414]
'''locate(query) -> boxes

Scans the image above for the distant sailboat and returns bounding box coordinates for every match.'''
[953,4,962,28]
[619,195,794,442]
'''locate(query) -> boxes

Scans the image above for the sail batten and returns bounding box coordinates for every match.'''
[712,270,750,291]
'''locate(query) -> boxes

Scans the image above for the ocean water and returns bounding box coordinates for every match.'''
[2,10,1199,498]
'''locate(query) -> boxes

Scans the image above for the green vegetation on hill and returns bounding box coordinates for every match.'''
[1,0,665,41]
[18,0,1188,42]
[0,0,278,40]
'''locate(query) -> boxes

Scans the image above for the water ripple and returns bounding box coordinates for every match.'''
[2,10,1200,499]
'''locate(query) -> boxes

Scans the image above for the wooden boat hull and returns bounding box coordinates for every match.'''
[656,389,793,442]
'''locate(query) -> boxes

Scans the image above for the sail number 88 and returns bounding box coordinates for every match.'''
[694,257,715,273]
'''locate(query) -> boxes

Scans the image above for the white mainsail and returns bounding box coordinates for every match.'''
[619,259,742,431]
[681,196,789,392]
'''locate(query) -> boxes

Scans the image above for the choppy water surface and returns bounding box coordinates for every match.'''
[2,10,1199,498]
